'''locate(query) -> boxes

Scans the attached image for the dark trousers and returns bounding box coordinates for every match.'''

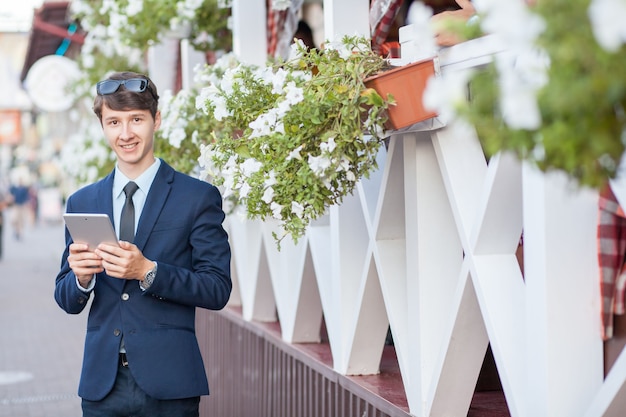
[81,364,200,417]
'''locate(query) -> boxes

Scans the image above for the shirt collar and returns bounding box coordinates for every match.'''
[113,158,161,199]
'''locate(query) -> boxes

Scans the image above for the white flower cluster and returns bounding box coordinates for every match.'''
[428,0,626,133]
[60,115,114,186]
[71,0,207,56]
[69,0,145,73]
[196,56,313,214]
[424,0,549,130]
[588,0,626,52]
[192,35,390,242]
[159,89,198,148]
[474,0,549,130]
[195,48,379,231]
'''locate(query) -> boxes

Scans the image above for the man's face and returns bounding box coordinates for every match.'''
[101,103,161,177]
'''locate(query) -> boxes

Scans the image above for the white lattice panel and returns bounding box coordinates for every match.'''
[219,1,624,416]
[224,118,614,416]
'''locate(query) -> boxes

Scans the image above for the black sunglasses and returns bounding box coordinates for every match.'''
[96,78,159,101]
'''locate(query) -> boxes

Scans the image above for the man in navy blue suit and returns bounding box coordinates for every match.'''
[55,72,232,417]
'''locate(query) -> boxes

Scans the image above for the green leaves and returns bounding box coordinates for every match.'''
[462,0,626,188]
[196,36,392,246]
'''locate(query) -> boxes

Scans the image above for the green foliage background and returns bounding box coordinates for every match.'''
[464,0,626,188]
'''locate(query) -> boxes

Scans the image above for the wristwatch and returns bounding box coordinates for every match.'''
[141,262,158,290]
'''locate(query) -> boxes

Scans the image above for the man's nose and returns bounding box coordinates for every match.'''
[119,123,133,139]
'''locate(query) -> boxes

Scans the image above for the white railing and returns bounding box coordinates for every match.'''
[199,1,622,415]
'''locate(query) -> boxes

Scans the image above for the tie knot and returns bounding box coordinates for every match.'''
[123,181,139,199]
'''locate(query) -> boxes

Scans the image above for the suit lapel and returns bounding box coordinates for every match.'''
[133,161,175,251]
[98,173,115,223]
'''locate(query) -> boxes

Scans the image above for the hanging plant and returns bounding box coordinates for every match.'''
[71,0,231,53]
[192,36,393,245]
[430,0,626,188]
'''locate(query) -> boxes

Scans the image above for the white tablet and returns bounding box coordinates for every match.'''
[63,213,119,250]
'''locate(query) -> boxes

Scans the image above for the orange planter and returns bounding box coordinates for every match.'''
[365,58,438,130]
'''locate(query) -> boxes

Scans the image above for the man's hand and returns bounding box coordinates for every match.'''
[67,243,103,288]
[95,241,154,282]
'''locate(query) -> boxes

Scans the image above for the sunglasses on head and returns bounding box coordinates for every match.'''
[96,78,158,101]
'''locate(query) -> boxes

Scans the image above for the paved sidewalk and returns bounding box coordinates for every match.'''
[0,212,85,417]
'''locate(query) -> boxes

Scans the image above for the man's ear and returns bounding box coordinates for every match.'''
[154,110,162,130]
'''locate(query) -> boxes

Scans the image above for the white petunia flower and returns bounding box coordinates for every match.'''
[240,158,263,177]
[265,171,278,186]
[168,127,186,148]
[276,99,293,117]
[271,68,288,94]
[249,111,277,138]
[308,154,332,176]
[100,0,116,15]
[197,85,230,120]
[70,0,93,16]
[224,155,238,171]
[125,0,143,16]
[337,157,351,172]
[195,85,216,113]
[221,173,235,199]
[287,145,303,161]
[271,202,283,219]
[288,39,306,60]
[495,49,548,130]
[291,201,304,219]
[498,82,541,130]
[262,186,275,204]
[404,2,437,61]
[239,182,251,198]
[588,0,626,52]
[219,68,236,95]
[423,68,473,123]
[284,81,304,105]
[320,137,336,153]
[474,0,545,48]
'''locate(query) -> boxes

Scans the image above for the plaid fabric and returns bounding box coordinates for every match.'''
[267,0,276,56]
[267,0,287,57]
[370,0,403,54]
[598,184,626,340]
[380,41,401,58]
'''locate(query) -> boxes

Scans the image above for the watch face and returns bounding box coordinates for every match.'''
[145,267,156,285]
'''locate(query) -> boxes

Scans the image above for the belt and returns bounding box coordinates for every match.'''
[119,352,129,367]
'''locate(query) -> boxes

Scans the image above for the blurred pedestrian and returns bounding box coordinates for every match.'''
[9,179,31,240]
[29,182,39,225]
[0,179,13,258]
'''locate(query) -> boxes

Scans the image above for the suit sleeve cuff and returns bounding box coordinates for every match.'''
[76,274,96,292]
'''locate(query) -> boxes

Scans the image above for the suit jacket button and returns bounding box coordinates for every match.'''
[121,293,130,301]
[113,329,121,337]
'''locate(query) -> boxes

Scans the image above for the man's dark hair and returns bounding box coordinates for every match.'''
[93,71,159,122]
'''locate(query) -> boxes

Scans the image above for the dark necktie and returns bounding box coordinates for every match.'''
[120,181,139,243]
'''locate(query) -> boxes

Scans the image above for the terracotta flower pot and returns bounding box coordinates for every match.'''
[365,58,438,130]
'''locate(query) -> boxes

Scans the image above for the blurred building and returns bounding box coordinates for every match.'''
[0,0,81,221]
